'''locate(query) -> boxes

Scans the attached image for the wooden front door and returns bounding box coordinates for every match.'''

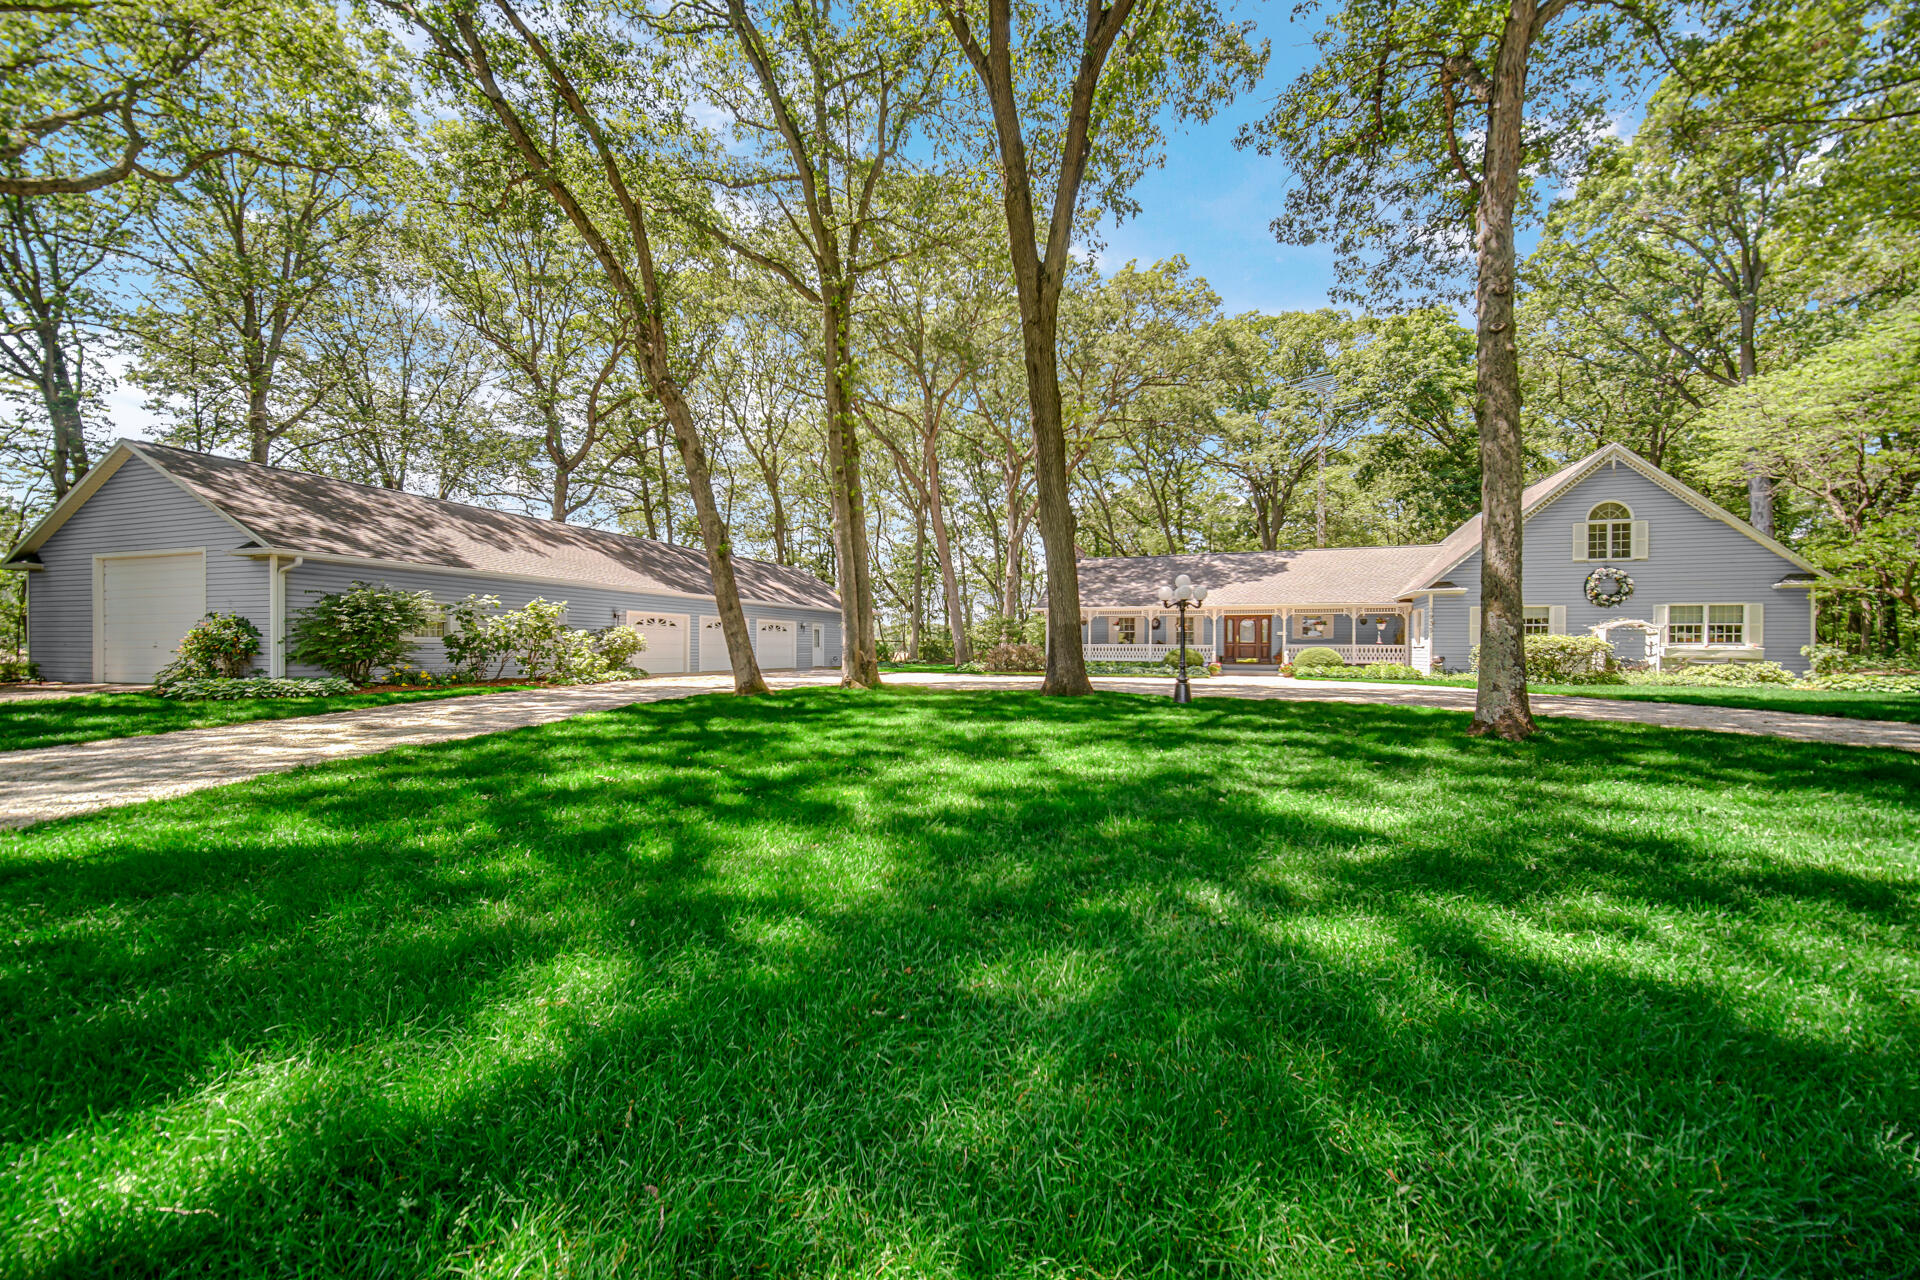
[1222,615,1272,662]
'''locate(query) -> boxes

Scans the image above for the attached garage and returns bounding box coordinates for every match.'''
[97,551,206,682]
[697,615,734,671]
[755,618,797,669]
[623,611,687,673]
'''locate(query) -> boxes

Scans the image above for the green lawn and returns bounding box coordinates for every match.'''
[0,686,542,752]
[1294,672,1920,723]
[3,690,1916,1277]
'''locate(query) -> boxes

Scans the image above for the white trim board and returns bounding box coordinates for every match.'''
[237,547,836,616]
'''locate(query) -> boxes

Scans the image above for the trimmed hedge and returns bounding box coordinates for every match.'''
[1291,647,1346,668]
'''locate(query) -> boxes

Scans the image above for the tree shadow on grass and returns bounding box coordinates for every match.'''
[3,691,1917,1277]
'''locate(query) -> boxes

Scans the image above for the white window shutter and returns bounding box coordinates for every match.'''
[1655,604,1668,630]
[1747,603,1764,648]
[1549,605,1567,635]
[1468,606,1481,647]
[1631,520,1649,559]
[1572,524,1589,561]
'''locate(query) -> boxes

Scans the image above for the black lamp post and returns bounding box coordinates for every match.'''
[1158,573,1207,704]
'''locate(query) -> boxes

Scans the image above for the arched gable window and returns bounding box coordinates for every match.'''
[1584,501,1636,560]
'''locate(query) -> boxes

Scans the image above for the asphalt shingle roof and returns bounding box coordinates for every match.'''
[135,442,841,611]
[1073,544,1444,609]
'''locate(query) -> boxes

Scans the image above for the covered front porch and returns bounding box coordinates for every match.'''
[1079,603,1421,667]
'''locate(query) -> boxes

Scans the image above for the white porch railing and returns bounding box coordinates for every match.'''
[1281,644,1410,665]
[1084,642,1215,662]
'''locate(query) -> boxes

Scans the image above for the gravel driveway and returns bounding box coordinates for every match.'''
[2,670,1913,829]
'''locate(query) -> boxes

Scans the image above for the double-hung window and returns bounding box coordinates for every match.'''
[1522,606,1552,636]
[404,602,448,640]
[1586,502,1634,560]
[1112,616,1138,644]
[1668,604,1746,647]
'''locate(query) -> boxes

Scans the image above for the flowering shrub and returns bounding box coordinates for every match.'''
[155,612,261,684]
[0,658,40,682]
[436,596,643,682]
[157,677,357,701]
[441,594,513,679]
[288,583,435,684]
[1473,634,1616,683]
[378,663,457,688]
[1811,672,1920,692]
[1626,662,1795,687]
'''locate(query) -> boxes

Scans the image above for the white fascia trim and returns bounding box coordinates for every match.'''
[1771,580,1818,589]
[237,546,840,616]
[7,445,133,559]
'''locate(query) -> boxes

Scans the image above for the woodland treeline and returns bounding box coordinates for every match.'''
[3,0,1916,703]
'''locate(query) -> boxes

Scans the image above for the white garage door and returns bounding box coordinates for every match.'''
[100,552,206,682]
[698,615,734,671]
[756,618,797,669]
[623,611,687,673]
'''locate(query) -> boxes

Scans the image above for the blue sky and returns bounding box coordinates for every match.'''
[1094,5,1645,320]
[1087,6,1354,317]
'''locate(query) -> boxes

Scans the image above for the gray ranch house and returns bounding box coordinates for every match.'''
[3,440,843,683]
[1074,443,1823,672]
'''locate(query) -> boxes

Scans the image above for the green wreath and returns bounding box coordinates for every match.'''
[1585,566,1635,608]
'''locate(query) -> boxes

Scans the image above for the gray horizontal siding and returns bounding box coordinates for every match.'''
[1427,464,1815,672]
[281,557,840,679]
[27,456,269,681]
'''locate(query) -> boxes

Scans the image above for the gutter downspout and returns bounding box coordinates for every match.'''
[270,556,303,676]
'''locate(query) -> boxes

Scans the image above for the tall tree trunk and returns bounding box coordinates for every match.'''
[427,2,770,695]
[823,292,880,687]
[1013,293,1092,692]
[648,347,769,694]
[39,322,88,497]
[247,377,272,463]
[1466,1,1537,741]
[924,423,970,663]
[908,505,926,661]
[1737,302,1774,536]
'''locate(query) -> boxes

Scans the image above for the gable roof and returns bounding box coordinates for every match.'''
[6,441,840,611]
[1075,544,1441,609]
[1072,442,1822,610]
[1396,442,1823,593]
